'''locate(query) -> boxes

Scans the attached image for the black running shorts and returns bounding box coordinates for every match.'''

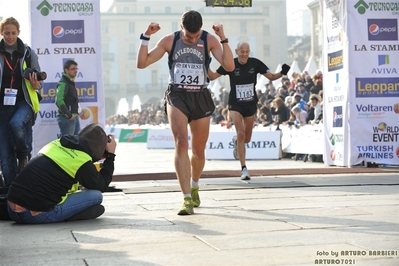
[228,103,257,117]
[164,85,215,123]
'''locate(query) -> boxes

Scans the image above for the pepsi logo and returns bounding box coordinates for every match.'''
[333,111,342,121]
[330,150,336,161]
[369,24,379,35]
[51,20,85,44]
[367,19,398,41]
[53,26,65,38]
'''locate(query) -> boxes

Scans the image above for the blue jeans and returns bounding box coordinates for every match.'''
[7,189,103,224]
[9,101,33,160]
[57,115,81,136]
[0,106,17,186]
[26,118,33,160]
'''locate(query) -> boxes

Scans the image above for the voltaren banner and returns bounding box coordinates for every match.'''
[29,0,104,155]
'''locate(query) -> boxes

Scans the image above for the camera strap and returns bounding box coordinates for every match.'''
[4,56,20,88]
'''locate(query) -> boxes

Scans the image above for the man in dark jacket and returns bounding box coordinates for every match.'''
[55,59,80,136]
[6,123,116,224]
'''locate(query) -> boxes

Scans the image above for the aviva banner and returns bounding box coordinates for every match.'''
[30,0,105,154]
[322,0,399,166]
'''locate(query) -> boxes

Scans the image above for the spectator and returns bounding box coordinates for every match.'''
[266,83,277,98]
[291,105,307,126]
[55,59,80,136]
[310,79,323,95]
[257,98,274,127]
[276,85,288,100]
[289,72,298,89]
[271,97,289,126]
[293,91,307,111]
[306,102,314,124]
[285,95,293,107]
[219,87,229,108]
[297,82,309,103]
[0,17,43,182]
[304,75,314,92]
[308,94,322,125]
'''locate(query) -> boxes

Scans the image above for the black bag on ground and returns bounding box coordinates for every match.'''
[0,186,12,220]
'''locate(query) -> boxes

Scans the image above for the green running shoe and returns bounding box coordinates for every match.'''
[191,187,201,207]
[177,197,194,215]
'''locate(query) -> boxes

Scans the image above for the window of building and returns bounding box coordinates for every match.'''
[240,21,247,34]
[103,72,109,85]
[144,7,151,13]
[151,70,157,85]
[129,22,135,33]
[165,6,171,13]
[263,6,269,16]
[263,25,270,36]
[128,43,136,60]
[263,44,270,56]
[127,70,136,84]
[102,43,109,53]
[172,22,178,32]
[102,22,108,34]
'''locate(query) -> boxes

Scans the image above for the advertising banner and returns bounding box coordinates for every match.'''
[118,129,148,143]
[322,0,399,166]
[281,124,324,155]
[29,0,104,154]
[206,131,280,160]
[147,129,177,149]
[322,0,349,166]
[348,0,399,165]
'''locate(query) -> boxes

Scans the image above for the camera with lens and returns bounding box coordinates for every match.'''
[23,68,47,81]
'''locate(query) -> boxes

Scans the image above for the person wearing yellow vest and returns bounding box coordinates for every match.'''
[0,17,42,186]
[6,123,117,224]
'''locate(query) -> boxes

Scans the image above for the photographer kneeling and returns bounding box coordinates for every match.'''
[6,123,116,224]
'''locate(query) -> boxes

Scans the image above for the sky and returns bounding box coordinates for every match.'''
[0,0,312,43]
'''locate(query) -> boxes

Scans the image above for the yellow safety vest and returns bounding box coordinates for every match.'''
[39,139,92,204]
[22,60,40,113]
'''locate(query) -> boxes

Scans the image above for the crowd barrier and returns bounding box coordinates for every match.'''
[206,131,280,160]
[105,124,324,159]
[281,124,324,155]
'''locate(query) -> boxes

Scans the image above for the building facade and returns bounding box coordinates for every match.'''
[308,0,323,70]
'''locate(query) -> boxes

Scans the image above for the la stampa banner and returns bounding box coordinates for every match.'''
[29,0,104,155]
